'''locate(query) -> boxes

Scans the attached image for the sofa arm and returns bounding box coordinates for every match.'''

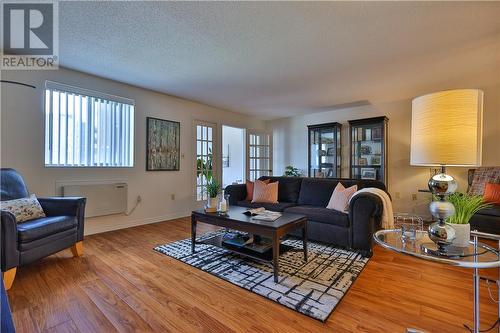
[38,197,86,241]
[224,184,247,205]
[1,210,19,271]
[348,193,384,256]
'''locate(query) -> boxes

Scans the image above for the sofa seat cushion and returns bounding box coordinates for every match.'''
[284,205,349,227]
[475,205,500,218]
[17,215,77,243]
[236,200,296,212]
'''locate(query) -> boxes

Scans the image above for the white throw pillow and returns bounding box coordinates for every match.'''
[326,183,358,212]
[0,194,46,223]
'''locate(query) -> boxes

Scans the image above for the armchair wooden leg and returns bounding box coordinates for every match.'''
[70,241,83,257]
[3,267,17,290]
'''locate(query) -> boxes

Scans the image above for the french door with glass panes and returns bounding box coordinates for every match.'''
[246,130,273,181]
[194,121,217,202]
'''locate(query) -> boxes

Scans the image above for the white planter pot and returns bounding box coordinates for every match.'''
[450,223,470,247]
[207,197,218,208]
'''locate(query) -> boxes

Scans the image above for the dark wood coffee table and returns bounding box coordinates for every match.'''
[191,206,308,283]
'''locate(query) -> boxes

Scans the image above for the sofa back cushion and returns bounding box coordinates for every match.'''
[258,176,302,203]
[298,178,386,207]
[298,178,338,207]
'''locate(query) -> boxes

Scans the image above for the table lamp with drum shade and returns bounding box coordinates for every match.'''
[410,89,483,256]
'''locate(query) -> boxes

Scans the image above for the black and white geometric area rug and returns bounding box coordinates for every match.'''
[154,231,369,322]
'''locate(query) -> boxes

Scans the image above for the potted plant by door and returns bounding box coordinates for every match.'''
[205,179,221,212]
[446,193,492,247]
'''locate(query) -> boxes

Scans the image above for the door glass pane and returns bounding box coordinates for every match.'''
[259,159,269,170]
[202,126,207,140]
[195,124,215,201]
[247,131,272,181]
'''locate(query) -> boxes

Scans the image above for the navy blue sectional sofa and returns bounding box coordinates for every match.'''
[224,176,387,256]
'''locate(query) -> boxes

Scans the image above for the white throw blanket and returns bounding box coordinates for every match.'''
[349,188,394,229]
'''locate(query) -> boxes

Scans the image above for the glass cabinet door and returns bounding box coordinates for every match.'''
[348,116,388,184]
[308,123,342,178]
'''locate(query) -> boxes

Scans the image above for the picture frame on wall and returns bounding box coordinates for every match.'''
[326,148,336,156]
[146,117,180,171]
[358,157,368,166]
[361,168,376,180]
[371,155,381,165]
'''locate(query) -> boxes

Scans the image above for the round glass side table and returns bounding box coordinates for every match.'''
[374,229,500,333]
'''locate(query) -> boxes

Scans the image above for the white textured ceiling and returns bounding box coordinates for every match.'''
[59,1,500,119]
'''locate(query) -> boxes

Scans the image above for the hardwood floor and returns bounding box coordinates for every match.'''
[7,217,499,332]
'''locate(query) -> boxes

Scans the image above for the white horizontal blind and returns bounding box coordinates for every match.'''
[44,81,134,167]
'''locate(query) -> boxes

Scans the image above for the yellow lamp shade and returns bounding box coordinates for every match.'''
[410,89,483,167]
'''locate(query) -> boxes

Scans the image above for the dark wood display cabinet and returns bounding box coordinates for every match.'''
[308,122,342,178]
[348,116,388,184]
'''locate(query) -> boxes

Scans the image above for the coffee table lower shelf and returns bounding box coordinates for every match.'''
[197,233,295,263]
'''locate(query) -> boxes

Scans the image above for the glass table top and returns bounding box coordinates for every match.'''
[374,229,500,269]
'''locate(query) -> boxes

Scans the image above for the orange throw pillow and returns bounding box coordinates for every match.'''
[251,180,279,204]
[245,179,270,201]
[483,183,500,204]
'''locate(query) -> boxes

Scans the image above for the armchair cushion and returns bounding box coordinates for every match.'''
[0,194,45,222]
[17,216,77,243]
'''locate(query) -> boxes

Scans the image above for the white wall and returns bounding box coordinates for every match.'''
[267,82,500,217]
[0,68,264,235]
[222,126,245,187]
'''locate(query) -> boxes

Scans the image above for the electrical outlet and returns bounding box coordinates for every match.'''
[395,192,401,200]
[171,193,175,200]
[137,195,142,203]
[412,193,417,201]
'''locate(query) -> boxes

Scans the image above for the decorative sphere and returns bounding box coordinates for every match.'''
[428,222,456,246]
[429,200,456,220]
[428,173,458,195]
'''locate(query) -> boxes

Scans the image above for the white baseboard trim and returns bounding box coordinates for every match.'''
[84,211,191,236]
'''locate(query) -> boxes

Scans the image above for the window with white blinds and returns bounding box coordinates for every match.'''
[44,81,135,167]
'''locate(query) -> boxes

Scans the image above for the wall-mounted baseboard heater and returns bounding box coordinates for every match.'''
[62,183,128,218]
